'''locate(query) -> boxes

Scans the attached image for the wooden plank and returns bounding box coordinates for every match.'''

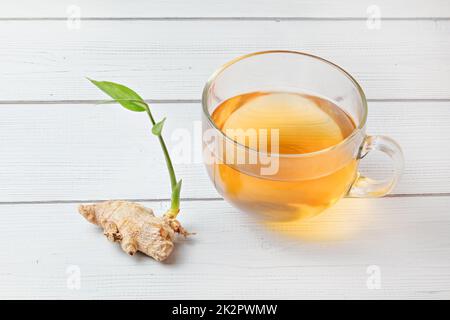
[0,101,448,203]
[2,0,450,18]
[1,20,450,101]
[0,196,449,299]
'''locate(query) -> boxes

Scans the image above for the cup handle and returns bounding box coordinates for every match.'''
[347,135,404,198]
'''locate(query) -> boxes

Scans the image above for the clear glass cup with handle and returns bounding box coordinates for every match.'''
[202,51,404,221]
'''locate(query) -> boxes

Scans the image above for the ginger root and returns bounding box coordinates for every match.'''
[78,200,190,261]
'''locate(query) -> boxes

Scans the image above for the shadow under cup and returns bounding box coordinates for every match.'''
[202,51,403,221]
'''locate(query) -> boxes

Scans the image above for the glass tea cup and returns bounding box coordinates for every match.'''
[202,51,404,221]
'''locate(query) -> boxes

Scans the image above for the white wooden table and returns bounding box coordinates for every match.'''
[1,0,450,299]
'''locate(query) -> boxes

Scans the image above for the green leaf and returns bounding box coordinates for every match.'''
[170,179,182,211]
[152,117,166,136]
[88,78,146,112]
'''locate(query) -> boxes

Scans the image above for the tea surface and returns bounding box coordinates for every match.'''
[207,91,358,220]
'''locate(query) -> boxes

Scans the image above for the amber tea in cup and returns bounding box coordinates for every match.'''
[202,51,404,221]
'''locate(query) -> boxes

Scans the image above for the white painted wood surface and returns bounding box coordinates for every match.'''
[1,197,450,299]
[0,101,449,202]
[1,20,450,101]
[2,0,450,18]
[0,1,449,299]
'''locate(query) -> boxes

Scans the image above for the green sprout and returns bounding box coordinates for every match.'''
[88,79,181,218]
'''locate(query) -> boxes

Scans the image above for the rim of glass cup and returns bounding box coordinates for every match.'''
[202,50,368,158]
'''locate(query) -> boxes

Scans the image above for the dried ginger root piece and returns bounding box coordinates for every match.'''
[78,200,189,261]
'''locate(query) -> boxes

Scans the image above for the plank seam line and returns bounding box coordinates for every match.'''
[0,197,223,205]
[0,17,450,21]
[1,99,450,105]
[0,193,449,205]
[0,99,201,105]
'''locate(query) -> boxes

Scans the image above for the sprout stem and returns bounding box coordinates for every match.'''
[142,103,180,217]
